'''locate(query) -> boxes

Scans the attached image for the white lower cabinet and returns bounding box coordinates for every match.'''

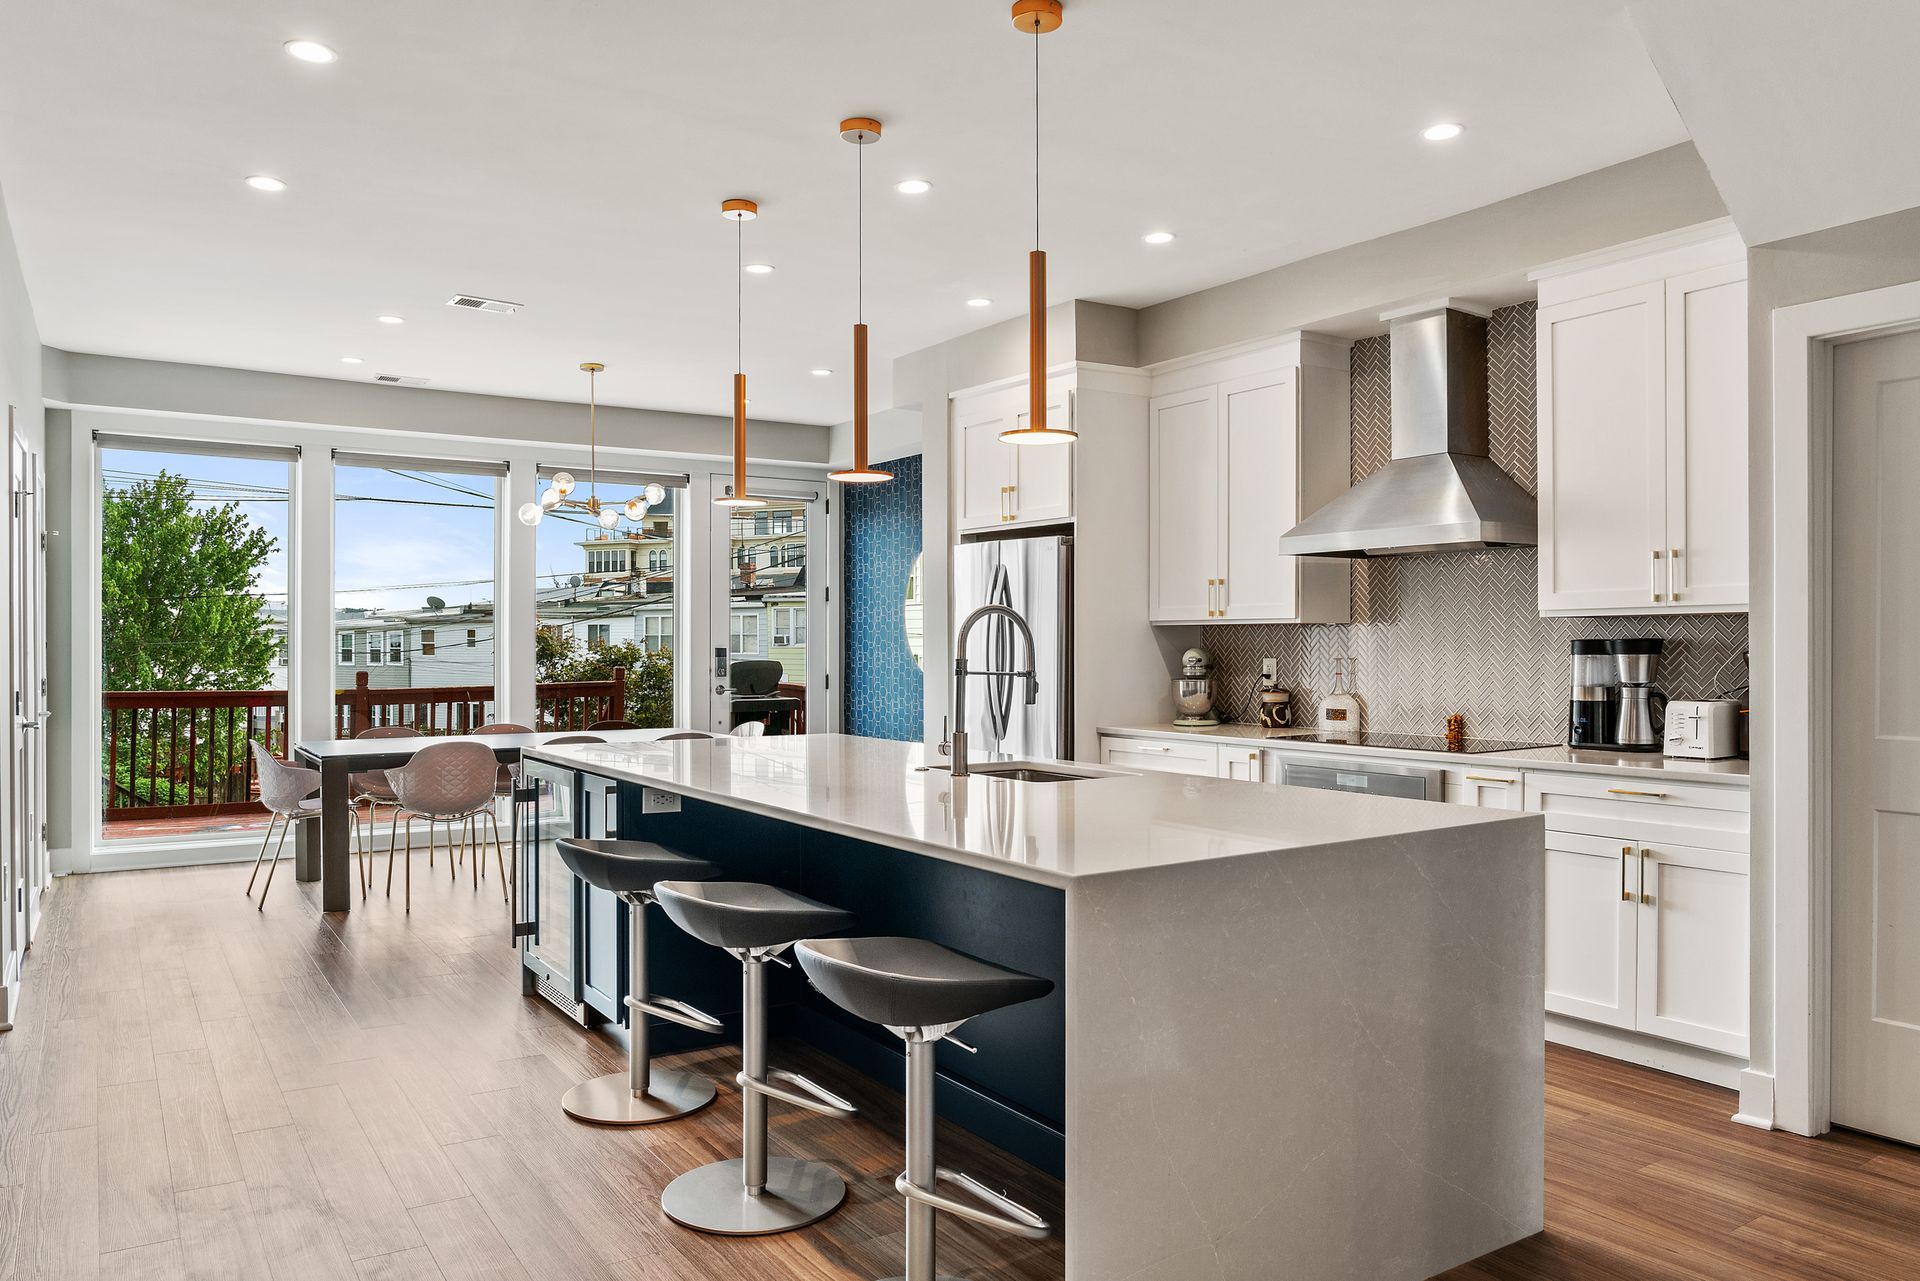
[1217,746,1267,782]
[1543,832,1639,1030]
[1443,766,1524,810]
[1634,841,1750,1057]
[1098,735,1219,777]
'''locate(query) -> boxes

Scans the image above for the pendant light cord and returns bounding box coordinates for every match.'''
[857,138,864,324]
[1033,17,1041,252]
[736,216,743,373]
[587,366,597,503]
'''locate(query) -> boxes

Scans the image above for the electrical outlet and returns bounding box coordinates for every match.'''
[1261,657,1278,683]
[642,789,682,814]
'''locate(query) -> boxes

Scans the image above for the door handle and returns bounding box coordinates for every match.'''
[1670,546,1682,602]
[1606,787,1667,799]
[1217,577,1228,616]
[1639,848,1653,905]
[1651,549,1664,603]
[1620,846,1632,902]
[1465,774,1517,785]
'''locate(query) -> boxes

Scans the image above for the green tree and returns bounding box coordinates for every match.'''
[101,471,279,809]
[535,630,674,728]
[102,471,279,692]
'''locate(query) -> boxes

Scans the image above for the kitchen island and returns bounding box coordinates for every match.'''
[517,733,1546,1281]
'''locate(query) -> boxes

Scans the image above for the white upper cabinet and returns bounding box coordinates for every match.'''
[1533,223,1748,616]
[952,377,1074,534]
[1147,335,1352,625]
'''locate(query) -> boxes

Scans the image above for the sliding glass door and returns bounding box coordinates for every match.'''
[708,477,826,735]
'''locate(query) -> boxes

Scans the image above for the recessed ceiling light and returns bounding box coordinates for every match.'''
[811,368,833,377]
[743,263,775,275]
[283,39,337,64]
[376,314,405,325]
[1422,122,1464,142]
[340,356,363,364]
[1142,230,1176,245]
[966,297,992,308]
[244,174,287,193]
[895,179,932,195]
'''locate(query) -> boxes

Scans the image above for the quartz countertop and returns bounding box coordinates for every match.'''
[1098,722,1752,785]
[522,733,1536,889]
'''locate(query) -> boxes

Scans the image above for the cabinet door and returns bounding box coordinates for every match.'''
[1543,831,1638,1029]
[579,773,624,1022]
[1443,767,1524,810]
[1218,746,1266,782]
[1148,387,1221,622]
[1221,372,1300,621]
[1665,264,1749,610]
[1634,842,1749,1056]
[1537,283,1668,613]
[1099,735,1220,777]
[1007,381,1074,526]
[955,395,1014,533]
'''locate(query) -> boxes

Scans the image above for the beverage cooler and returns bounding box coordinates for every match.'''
[516,759,627,1027]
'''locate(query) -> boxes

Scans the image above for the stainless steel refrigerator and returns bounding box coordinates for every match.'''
[952,533,1073,760]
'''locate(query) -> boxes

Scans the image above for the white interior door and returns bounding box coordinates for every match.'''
[1832,327,1920,1144]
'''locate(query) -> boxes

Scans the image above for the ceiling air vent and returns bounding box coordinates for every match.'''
[373,374,431,387]
[446,293,521,315]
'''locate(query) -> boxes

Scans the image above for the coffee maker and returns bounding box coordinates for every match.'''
[1610,638,1667,752]
[1567,639,1614,747]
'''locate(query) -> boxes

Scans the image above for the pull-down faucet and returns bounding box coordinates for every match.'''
[947,604,1039,778]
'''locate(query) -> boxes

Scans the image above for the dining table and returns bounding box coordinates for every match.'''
[292,728,678,911]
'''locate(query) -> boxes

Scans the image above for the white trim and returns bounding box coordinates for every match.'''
[1527,217,1742,282]
[946,358,1084,403]
[1545,1013,1745,1090]
[1735,1069,1776,1130]
[1769,276,1920,1136]
[1139,331,1354,379]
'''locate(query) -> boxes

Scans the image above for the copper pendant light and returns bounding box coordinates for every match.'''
[828,116,892,485]
[1000,0,1074,445]
[714,198,767,508]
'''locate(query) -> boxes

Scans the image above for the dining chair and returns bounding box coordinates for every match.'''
[246,741,322,911]
[473,722,534,886]
[350,725,421,892]
[731,721,767,739]
[659,731,714,741]
[384,740,506,912]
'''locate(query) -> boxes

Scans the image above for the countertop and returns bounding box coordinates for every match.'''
[523,733,1536,889]
[1097,722,1752,785]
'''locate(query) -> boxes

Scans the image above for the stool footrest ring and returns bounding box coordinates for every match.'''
[628,994,724,1034]
[895,1167,1051,1240]
[736,1068,857,1119]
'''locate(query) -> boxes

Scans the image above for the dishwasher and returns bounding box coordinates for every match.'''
[1278,757,1445,802]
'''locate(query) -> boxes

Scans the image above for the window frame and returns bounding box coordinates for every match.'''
[363,630,383,665]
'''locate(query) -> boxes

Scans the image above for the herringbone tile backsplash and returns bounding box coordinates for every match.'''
[1203,303,1750,745]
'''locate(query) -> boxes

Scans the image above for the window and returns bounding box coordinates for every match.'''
[467,628,477,648]
[772,606,806,648]
[587,623,611,650]
[387,631,405,665]
[730,612,761,655]
[364,630,383,665]
[586,547,629,576]
[276,639,289,667]
[647,549,669,573]
[420,629,436,657]
[339,632,354,664]
[642,615,671,652]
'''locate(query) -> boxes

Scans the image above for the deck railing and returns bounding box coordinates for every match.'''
[102,671,627,824]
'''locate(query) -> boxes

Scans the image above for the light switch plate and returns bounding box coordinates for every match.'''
[642,788,682,814]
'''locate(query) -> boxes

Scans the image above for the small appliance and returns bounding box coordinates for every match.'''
[1664,699,1742,760]
[1318,657,1362,739]
[1610,638,1667,752]
[1173,647,1220,728]
[1567,638,1615,747]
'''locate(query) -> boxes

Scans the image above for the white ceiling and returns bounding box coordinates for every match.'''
[1624,0,1920,247]
[0,0,1686,426]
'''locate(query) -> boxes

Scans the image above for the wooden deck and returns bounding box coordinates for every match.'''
[3,861,1918,1280]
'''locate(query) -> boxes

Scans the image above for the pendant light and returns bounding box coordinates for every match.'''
[714,197,767,508]
[517,362,667,527]
[1000,0,1074,446]
[827,116,893,485]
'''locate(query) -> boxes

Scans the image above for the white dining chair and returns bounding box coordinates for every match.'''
[349,725,420,894]
[246,741,322,911]
[384,739,506,912]
[731,720,767,738]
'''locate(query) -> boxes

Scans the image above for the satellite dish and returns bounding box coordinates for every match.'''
[569,575,583,588]
[426,595,446,610]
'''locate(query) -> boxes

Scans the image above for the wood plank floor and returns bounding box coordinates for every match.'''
[1,860,1916,1281]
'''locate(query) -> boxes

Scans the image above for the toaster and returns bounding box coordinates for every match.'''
[1664,699,1743,760]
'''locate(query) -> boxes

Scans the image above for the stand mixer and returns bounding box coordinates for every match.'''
[1173,647,1220,728]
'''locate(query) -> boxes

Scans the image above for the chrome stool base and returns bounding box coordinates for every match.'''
[661,1156,847,1236]
[560,1066,715,1127]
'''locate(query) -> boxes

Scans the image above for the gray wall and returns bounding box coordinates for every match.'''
[1744,203,1920,1090]
[1135,144,1729,366]
[0,182,45,858]
[44,349,833,465]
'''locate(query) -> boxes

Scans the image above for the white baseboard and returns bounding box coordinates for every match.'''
[1733,1069,1776,1130]
[1546,1014,1746,1090]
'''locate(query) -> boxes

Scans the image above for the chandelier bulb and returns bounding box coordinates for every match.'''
[516,502,545,527]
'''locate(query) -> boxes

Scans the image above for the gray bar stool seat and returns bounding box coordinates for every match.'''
[796,937,1055,1281]
[652,880,859,1237]
[553,838,723,1127]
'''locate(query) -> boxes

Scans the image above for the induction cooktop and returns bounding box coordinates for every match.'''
[1279,731,1555,755]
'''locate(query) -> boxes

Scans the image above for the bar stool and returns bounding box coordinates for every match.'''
[553,838,724,1125]
[795,937,1054,1281]
[652,880,859,1236]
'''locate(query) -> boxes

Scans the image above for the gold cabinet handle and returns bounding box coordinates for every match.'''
[1464,774,1517,785]
[1651,548,1664,603]
[1606,787,1667,799]
[1640,847,1653,905]
[1670,546,1682,602]
[1218,577,1228,617]
[1620,846,1632,902]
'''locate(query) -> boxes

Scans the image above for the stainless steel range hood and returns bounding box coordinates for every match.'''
[1277,304,1537,557]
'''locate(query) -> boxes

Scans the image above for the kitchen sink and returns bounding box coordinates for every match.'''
[966,761,1128,783]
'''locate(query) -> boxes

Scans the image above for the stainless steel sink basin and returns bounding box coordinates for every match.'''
[966,761,1128,783]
